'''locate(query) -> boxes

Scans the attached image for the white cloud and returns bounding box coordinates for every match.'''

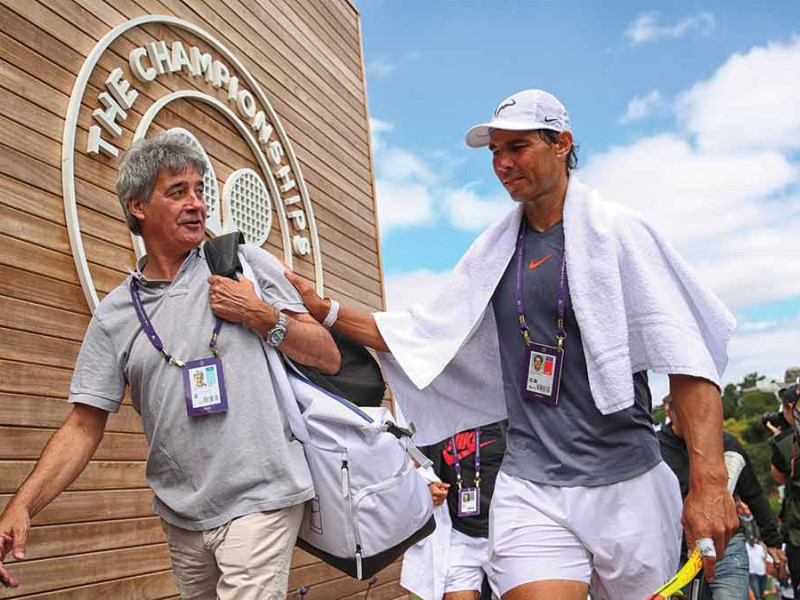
[620,89,663,123]
[442,186,511,231]
[582,37,800,312]
[371,118,509,233]
[626,11,715,44]
[367,58,395,79]
[377,147,438,185]
[384,269,452,311]
[676,36,800,152]
[370,118,394,152]
[375,178,435,229]
[726,316,800,387]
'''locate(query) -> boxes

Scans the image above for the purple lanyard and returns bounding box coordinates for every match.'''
[129,278,223,368]
[514,221,568,351]
[450,428,482,490]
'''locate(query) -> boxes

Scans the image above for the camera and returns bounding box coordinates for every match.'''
[762,411,789,431]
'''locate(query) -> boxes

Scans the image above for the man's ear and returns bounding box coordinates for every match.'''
[128,197,146,222]
[555,131,573,160]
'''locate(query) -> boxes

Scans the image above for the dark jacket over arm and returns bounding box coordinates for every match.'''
[658,424,783,549]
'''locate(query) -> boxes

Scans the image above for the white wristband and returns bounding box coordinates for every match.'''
[322,299,340,328]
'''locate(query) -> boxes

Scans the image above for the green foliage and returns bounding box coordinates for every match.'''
[740,391,780,418]
[653,404,666,426]
[722,383,741,420]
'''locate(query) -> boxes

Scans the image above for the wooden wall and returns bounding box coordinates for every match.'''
[0,0,401,598]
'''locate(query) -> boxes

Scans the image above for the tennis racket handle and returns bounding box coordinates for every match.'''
[723,451,745,495]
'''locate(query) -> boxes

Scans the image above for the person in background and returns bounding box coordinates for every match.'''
[771,384,800,596]
[748,537,768,599]
[423,422,506,600]
[659,394,785,599]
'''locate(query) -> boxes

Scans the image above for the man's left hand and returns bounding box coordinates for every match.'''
[767,546,787,577]
[682,478,739,582]
[208,274,260,323]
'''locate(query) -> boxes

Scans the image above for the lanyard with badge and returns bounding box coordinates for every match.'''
[515,222,567,405]
[130,279,229,417]
[451,428,482,517]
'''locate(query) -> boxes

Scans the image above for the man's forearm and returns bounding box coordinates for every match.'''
[308,301,389,353]
[6,405,107,518]
[670,375,728,486]
[245,303,341,374]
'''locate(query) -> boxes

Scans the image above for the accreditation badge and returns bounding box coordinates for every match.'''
[522,343,563,405]
[183,357,228,417]
[457,487,480,517]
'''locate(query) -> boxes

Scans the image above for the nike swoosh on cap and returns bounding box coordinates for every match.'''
[529,255,552,270]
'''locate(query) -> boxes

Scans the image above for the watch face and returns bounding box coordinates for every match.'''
[269,328,286,346]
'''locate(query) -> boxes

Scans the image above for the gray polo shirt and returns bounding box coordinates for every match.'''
[491,222,662,487]
[68,244,314,530]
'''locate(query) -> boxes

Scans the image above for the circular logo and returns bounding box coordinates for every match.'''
[62,15,323,311]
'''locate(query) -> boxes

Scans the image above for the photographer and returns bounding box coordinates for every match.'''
[770,383,800,596]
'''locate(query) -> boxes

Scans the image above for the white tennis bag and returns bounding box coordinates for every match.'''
[286,366,436,580]
[232,252,435,579]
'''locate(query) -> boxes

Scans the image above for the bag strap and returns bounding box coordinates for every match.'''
[238,251,310,443]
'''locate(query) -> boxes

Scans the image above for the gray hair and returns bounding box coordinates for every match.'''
[116,131,207,235]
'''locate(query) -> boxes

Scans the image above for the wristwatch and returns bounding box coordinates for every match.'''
[266,312,287,347]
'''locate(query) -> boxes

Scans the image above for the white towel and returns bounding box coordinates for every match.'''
[375,178,736,446]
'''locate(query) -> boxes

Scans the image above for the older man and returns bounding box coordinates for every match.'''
[288,89,739,600]
[0,132,340,599]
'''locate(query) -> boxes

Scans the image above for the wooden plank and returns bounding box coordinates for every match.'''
[20,516,162,560]
[277,0,362,74]
[0,460,147,494]
[0,233,123,295]
[0,359,73,399]
[0,393,143,434]
[9,570,177,600]
[355,13,386,312]
[0,543,170,598]
[0,295,90,342]
[234,0,363,94]
[310,0,360,51]
[0,265,89,316]
[0,489,155,526]
[0,327,81,370]
[294,561,403,600]
[0,426,148,461]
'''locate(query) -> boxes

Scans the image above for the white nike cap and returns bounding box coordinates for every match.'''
[465,89,571,148]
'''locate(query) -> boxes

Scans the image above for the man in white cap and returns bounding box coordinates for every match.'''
[287,89,739,600]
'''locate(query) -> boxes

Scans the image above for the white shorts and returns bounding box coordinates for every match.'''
[489,462,682,600]
[444,528,492,594]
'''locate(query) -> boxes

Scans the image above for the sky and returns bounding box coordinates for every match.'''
[356,1,800,403]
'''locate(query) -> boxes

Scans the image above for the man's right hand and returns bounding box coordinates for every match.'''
[0,504,31,588]
[284,269,330,324]
[428,482,450,506]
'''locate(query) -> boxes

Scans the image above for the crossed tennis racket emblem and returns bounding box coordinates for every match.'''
[171,127,273,247]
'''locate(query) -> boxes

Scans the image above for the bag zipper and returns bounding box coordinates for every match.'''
[341,453,351,498]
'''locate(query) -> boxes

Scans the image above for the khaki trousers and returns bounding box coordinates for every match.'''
[161,503,304,600]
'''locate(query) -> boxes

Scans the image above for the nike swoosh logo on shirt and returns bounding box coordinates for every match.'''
[529,255,552,270]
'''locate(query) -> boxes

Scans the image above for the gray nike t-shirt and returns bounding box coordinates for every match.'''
[491,221,661,487]
[68,245,314,530]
